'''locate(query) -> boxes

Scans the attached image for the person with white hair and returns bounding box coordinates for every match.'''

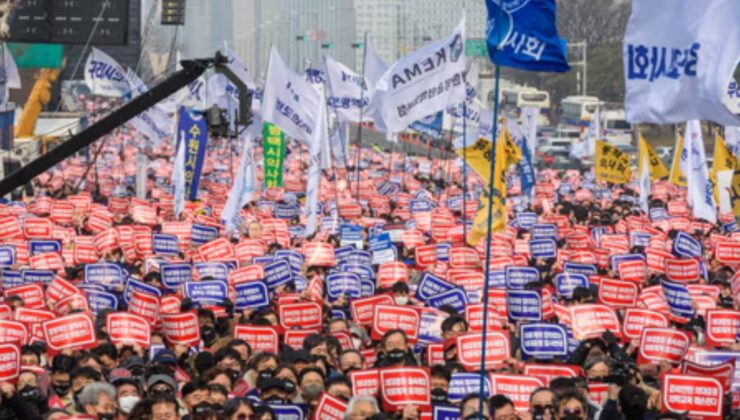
[77,382,118,420]
[344,395,379,420]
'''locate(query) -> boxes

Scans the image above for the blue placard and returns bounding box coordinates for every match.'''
[415,272,457,301]
[507,290,542,321]
[418,309,445,344]
[515,212,538,230]
[153,234,179,256]
[346,250,372,266]
[410,199,433,213]
[267,404,304,420]
[505,266,539,289]
[487,270,506,288]
[253,256,275,266]
[184,280,227,305]
[447,373,491,403]
[520,323,569,359]
[649,207,669,221]
[428,288,468,313]
[124,278,162,304]
[264,260,294,289]
[554,273,590,299]
[341,263,375,282]
[437,243,451,262]
[610,253,645,273]
[673,231,702,258]
[360,278,375,297]
[334,246,354,264]
[563,262,597,276]
[85,290,119,313]
[433,406,461,420]
[194,262,229,282]
[28,240,61,256]
[85,263,124,288]
[378,181,400,196]
[371,243,397,265]
[160,263,192,290]
[1,270,21,289]
[530,238,557,258]
[275,204,301,219]
[326,272,362,299]
[369,232,392,251]
[630,232,651,248]
[0,246,14,266]
[192,224,219,245]
[275,250,304,274]
[661,279,695,319]
[446,196,463,211]
[339,224,363,242]
[234,281,270,310]
[21,269,55,285]
[532,224,558,239]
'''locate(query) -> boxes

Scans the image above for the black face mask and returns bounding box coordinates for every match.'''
[387,349,406,363]
[201,326,217,346]
[211,403,224,412]
[430,387,448,404]
[98,412,117,420]
[52,382,70,396]
[258,368,274,381]
[227,368,241,384]
[193,401,212,414]
[19,385,42,401]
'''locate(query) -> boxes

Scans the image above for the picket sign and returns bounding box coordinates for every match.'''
[637,328,690,365]
[106,312,151,348]
[379,367,430,410]
[233,325,279,353]
[456,332,511,371]
[488,375,545,412]
[351,294,395,326]
[349,369,380,397]
[160,312,200,346]
[41,313,97,354]
[665,258,701,283]
[569,304,620,340]
[704,309,740,347]
[661,374,723,418]
[371,305,420,341]
[622,308,670,340]
[598,278,638,308]
[715,242,740,264]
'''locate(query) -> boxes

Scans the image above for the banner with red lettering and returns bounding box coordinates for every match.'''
[4,284,45,309]
[160,312,200,346]
[279,302,323,329]
[106,312,151,348]
[662,374,723,419]
[371,305,420,341]
[456,332,511,371]
[311,393,348,420]
[234,325,279,353]
[379,367,430,410]
[622,308,669,340]
[42,313,97,354]
[638,328,690,365]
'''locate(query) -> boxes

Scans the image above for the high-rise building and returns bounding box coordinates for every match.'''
[354,0,487,70]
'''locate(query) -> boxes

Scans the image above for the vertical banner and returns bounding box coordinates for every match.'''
[0,108,14,151]
[263,122,286,188]
[177,107,208,201]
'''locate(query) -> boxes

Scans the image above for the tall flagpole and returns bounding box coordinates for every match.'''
[321,55,345,219]
[462,101,468,240]
[354,31,369,202]
[477,63,501,409]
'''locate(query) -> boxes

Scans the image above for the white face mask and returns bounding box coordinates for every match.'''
[395,296,409,305]
[118,395,140,414]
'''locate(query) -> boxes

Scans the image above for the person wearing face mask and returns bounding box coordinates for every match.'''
[48,355,75,410]
[460,394,491,420]
[325,375,352,402]
[258,378,294,404]
[69,366,103,413]
[109,369,141,417]
[0,380,40,420]
[77,382,119,420]
[374,329,418,368]
[298,367,326,408]
[429,365,450,406]
[182,380,211,417]
[245,352,279,391]
[338,350,365,375]
[14,370,48,417]
[197,308,221,350]
[391,282,411,306]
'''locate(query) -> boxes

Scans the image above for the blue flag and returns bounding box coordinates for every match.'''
[518,139,535,195]
[409,111,444,138]
[485,0,570,72]
[177,107,208,201]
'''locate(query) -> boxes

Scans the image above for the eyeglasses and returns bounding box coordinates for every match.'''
[562,408,583,416]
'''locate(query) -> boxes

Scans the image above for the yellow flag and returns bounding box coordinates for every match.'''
[595,141,632,184]
[455,129,521,198]
[732,169,740,221]
[467,191,507,246]
[711,133,737,202]
[669,136,687,187]
[638,136,669,180]
[455,137,493,181]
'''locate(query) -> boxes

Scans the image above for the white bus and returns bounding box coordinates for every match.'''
[499,87,551,126]
[602,110,633,145]
[560,95,601,127]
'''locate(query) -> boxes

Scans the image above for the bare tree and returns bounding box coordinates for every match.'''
[556,0,631,48]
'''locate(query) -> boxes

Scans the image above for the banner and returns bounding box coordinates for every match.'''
[106,312,151,348]
[373,19,466,136]
[595,141,632,184]
[661,374,723,418]
[484,0,570,72]
[519,323,568,359]
[84,47,129,97]
[637,327,690,364]
[279,302,323,329]
[488,375,546,412]
[569,304,620,340]
[222,126,258,231]
[233,325,279,353]
[409,112,444,138]
[234,281,270,310]
[456,332,511,370]
[262,122,286,188]
[177,107,208,201]
[371,305,420,341]
[681,120,717,223]
[42,313,97,354]
[325,56,374,123]
[160,312,200,346]
[670,136,687,187]
[622,308,669,339]
[379,367,430,410]
[312,392,349,420]
[0,343,19,382]
[623,0,740,125]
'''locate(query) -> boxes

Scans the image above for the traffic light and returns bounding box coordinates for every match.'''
[351,43,363,49]
[321,43,333,49]
[162,0,186,25]
[296,35,306,41]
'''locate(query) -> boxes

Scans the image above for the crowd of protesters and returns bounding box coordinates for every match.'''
[0,115,738,420]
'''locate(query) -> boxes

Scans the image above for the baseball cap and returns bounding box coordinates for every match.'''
[147,374,177,392]
[153,349,178,365]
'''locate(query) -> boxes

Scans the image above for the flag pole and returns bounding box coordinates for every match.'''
[462,101,468,240]
[354,31,369,202]
[477,63,501,407]
[321,55,344,218]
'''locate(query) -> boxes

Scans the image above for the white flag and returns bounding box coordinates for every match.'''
[222,125,257,232]
[639,152,650,213]
[325,56,377,123]
[129,107,170,145]
[172,136,186,217]
[364,37,388,86]
[84,47,130,97]
[305,104,327,236]
[623,0,740,125]
[520,106,538,157]
[725,126,740,156]
[680,120,716,223]
[373,18,467,136]
[261,47,322,145]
